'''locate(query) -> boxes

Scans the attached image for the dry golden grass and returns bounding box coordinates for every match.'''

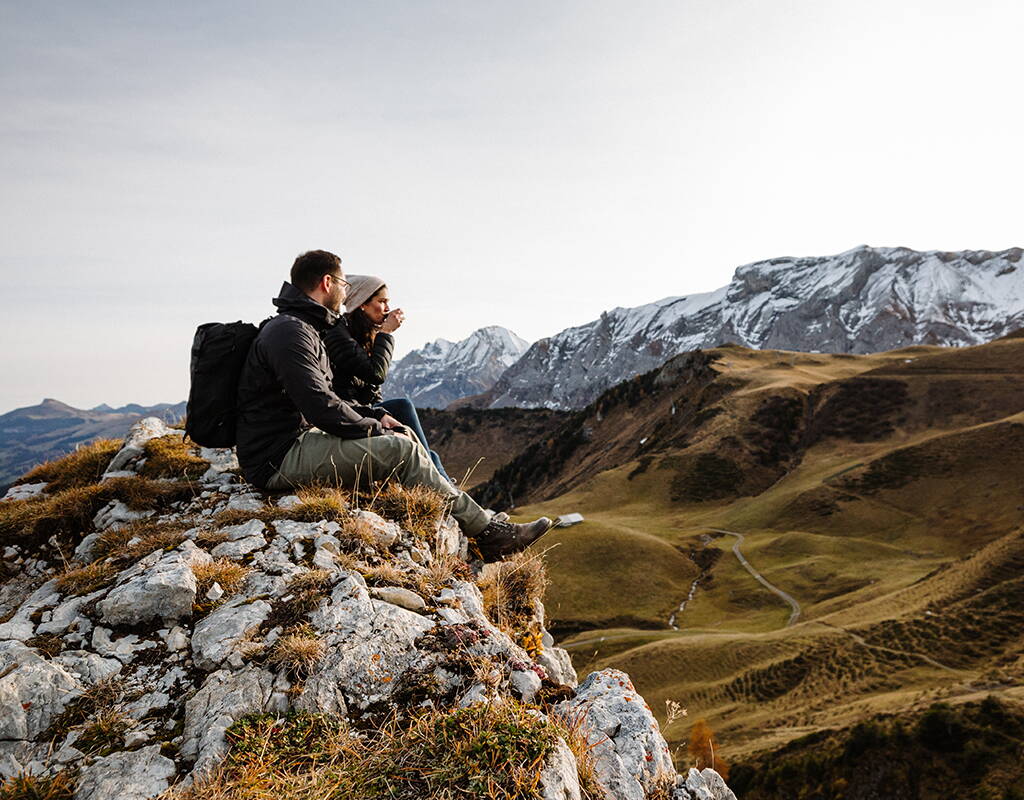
[0,769,76,800]
[479,552,549,638]
[267,627,326,678]
[19,438,122,492]
[292,486,349,522]
[365,482,448,539]
[140,436,209,480]
[92,520,189,563]
[192,559,251,599]
[55,560,119,596]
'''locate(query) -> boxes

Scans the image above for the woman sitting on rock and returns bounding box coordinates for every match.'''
[322,274,454,483]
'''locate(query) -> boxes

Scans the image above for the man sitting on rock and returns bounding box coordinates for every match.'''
[235,249,552,561]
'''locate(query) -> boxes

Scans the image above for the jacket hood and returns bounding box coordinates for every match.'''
[272,281,340,330]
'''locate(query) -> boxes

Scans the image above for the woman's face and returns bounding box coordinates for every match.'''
[361,287,390,326]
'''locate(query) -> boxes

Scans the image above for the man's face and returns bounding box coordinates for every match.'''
[325,271,347,313]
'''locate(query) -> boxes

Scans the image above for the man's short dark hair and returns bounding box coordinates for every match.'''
[291,250,342,292]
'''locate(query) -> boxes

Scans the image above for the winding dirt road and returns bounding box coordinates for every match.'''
[708,528,802,627]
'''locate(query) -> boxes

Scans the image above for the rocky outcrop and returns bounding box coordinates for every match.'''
[0,418,734,798]
[481,245,1024,409]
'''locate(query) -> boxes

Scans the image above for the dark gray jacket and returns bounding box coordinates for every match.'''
[235,282,386,488]
[323,315,394,406]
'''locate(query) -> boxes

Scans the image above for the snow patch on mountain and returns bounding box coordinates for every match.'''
[383,326,529,408]
[485,245,1024,409]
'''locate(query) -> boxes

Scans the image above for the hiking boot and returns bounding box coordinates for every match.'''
[477,516,554,562]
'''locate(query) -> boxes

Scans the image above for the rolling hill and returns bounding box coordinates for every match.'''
[444,333,1024,792]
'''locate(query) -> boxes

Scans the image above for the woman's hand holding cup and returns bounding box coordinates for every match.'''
[381,308,405,333]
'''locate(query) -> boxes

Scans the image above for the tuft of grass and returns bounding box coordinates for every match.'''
[43,676,123,743]
[263,569,335,629]
[92,520,189,563]
[192,559,251,610]
[0,770,76,800]
[365,482,448,539]
[479,552,549,637]
[140,436,210,480]
[290,487,350,523]
[267,626,326,678]
[19,439,122,493]
[24,633,62,658]
[74,708,133,756]
[171,701,591,800]
[0,476,197,553]
[337,516,380,550]
[215,507,291,527]
[361,561,419,590]
[55,560,119,597]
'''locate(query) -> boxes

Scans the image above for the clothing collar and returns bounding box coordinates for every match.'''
[272,281,340,330]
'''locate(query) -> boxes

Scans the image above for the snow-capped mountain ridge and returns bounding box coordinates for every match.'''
[382,326,529,408]
[483,245,1024,409]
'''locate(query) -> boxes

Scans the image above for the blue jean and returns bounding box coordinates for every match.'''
[376,398,452,482]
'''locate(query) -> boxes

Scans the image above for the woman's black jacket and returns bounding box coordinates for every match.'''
[322,314,395,406]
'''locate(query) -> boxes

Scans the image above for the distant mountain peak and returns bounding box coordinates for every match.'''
[479,245,1024,410]
[383,326,530,408]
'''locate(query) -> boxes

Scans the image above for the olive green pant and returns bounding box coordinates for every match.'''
[266,429,490,536]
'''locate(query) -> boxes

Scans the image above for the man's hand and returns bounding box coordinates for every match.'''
[380,414,413,440]
[381,308,405,334]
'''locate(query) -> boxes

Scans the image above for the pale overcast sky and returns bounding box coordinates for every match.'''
[1,0,1022,412]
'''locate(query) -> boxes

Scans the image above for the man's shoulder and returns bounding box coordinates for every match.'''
[261,312,314,338]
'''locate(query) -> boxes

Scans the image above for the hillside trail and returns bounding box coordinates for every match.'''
[812,620,965,674]
[708,528,802,627]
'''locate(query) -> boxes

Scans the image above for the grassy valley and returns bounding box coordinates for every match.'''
[454,335,1024,795]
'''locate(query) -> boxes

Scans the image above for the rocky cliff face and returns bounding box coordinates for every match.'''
[383,326,529,408]
[0,419,733,800]
[483,245,1024,409]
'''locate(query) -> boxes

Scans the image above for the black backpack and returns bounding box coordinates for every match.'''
[185,321,260,448]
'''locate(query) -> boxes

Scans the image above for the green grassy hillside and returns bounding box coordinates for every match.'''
[488,337,1024,775]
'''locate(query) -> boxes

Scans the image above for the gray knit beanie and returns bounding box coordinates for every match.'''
[343,274,386,312]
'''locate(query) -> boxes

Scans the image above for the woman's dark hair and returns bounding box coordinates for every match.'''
[347,308,377,353]
[346,286,387,353]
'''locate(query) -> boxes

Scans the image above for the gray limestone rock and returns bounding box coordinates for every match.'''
[539,737,582,800]
[93,500,154,532]
[0,641,82,741]
[182,666,285,775]
[0,579,59,641]
[348,509,399,548]
[104,418,180,475]
[3,482,47,501]
[673,768,737,800]
[210,534,266,559]
[36,592,96,637]
[199,446,239,474]
[91,627,159,663]
[97,541,211,626]
[52,650,122,685]
[191,598,273,671]
[301,598,434,711]
[73,744,176,800]
[536,645,578,689]
[510,669,542,703]
[370,585,427,612]
[219,519,267,541]
[554,669,674,800]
